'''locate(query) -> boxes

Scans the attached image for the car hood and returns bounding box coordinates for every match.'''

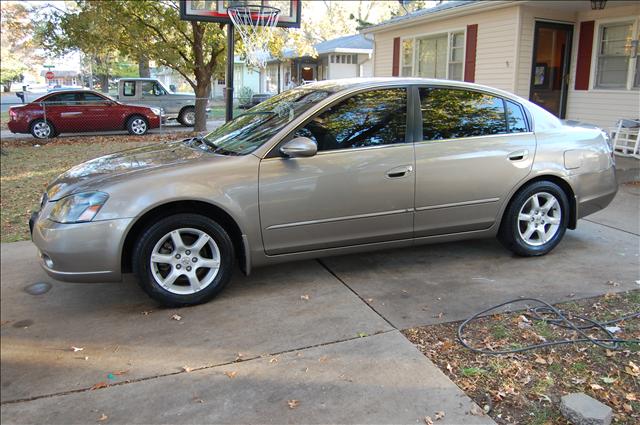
[46,140,207,201]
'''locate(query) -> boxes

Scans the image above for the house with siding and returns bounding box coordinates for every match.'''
[362,0,639,130]
[262,34,373,94]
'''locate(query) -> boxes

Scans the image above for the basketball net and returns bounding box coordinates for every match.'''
[228,5,281,68]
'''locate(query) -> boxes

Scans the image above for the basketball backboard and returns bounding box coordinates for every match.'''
[180,0,301,28]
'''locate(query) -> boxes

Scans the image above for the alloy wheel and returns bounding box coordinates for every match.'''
[33,121,51,138]
[131,118,147,134]
[517,192,562,246]
[184,110,195,126]
[149,228,221,295]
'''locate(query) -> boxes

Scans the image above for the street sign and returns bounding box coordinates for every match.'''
[45,71,55,80]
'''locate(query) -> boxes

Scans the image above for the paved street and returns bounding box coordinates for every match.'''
[0,120,224,141]
[1,163,638,424]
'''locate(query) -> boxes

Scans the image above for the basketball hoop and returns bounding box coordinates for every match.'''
[228,5,281,68]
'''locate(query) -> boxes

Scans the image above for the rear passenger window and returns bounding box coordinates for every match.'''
[295,88,407,152]
[505,100,528,133]
[419,88,507,140]
[123,81,135,96]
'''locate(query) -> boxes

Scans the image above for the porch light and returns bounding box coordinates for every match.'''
[590,0,606,10]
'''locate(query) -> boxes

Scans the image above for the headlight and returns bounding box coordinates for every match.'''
[48,192,109,224]
[150,107,161,116]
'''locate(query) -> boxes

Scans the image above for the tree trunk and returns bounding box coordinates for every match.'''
[138,55,150,78]
[99,74,109,93]
[2,83,10,93]
[193,82,210,132]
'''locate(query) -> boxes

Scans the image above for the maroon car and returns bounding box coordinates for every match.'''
[8,90,162,139]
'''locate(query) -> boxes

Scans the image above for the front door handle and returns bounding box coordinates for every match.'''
[386,165,413,178]
[508,150,528,161]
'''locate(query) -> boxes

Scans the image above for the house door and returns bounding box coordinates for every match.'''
[529,21,573,118]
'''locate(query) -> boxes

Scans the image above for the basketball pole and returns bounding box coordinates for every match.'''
[225,23,234,123]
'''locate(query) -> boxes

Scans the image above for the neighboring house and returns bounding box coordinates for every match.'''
[362,0,639,130]
[153,57,261,100]
[262,34,374,94]
[39,69,80,88]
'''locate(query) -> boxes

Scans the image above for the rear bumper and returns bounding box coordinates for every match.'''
[31,211,132,283]
[573,165,618,220]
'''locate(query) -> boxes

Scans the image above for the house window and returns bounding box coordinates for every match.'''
[347,55,351,64]
[401,39,413,76]
[330,55,335,63]
[401,30,465,80]
[594,20,639,89]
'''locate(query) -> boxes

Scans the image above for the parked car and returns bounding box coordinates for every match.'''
[115,78,204,126]
[30,78,617,306]
[8,90,162,139]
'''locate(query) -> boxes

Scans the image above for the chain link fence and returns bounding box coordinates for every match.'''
[5,93,229,143]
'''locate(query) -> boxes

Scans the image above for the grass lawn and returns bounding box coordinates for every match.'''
[404,291,640,425]
[0,133,194,242]
[208,105,243,121]
[0,111,9,130]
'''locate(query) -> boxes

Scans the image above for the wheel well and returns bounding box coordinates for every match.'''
[29,117,56,133]
[121,201,245,274]
[502,175,577,230]
[123,113,148,130]
[179,105,195,117]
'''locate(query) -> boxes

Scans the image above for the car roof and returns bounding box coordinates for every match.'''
[33,89,107,102]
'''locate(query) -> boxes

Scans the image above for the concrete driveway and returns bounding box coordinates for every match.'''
[1,167,638,424]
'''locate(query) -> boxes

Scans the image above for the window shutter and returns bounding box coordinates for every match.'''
[392,37,400,77]
[464,24,478,82]
[575,21,595,90]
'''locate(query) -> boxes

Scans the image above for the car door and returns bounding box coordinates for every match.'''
[42,92,84,132]
[77,92,115,131]
[259,87,415,255]
[413,86,536,237]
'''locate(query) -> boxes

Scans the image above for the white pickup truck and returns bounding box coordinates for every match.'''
[116,78,202,126]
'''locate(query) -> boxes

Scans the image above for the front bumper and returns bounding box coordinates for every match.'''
[31,209,132,283]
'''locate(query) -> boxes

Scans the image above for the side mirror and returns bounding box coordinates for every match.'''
[280,137,317,158]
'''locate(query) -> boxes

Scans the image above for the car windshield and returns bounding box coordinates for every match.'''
[200,87,332,155]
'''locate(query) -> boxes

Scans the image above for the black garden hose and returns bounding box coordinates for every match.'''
[457,297,640,355]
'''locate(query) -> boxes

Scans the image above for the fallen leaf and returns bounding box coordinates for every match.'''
[601,376,617,384]
[446,363,453,373]
[605,349,616,357]
[433,312,444,319]
[91,382,108,390]
[225,371,237,379]
[434,410,445,420]
[319,356,329,363]
[357,332,368,338]
[269,357,278,363]
[469,404,484,416]
[98,413,108,422]
[182,366,193,373]
[625,361,639,377]
[590,383,604,390]
[111,370,129,376]
[287,399,299,409]
[625,393,637,401]
[424,416,433,425]
[171,314,182,321]
[623,403,633,413]
[366,298,373,303]
[300,295,310,300]
[534,356,547,365]
[71,346,84,352]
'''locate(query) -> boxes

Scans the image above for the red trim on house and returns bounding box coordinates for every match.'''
[392,37,400,77]
[575,21,595,90]
[464,24,478,82]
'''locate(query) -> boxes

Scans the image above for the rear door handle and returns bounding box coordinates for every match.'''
[386,165,413,178]
[508,150,528,161]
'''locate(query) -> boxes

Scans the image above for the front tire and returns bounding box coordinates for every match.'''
[178,107,195,127]
[498,181,569,257]
[132,214,234,306]
[126,115,149,135]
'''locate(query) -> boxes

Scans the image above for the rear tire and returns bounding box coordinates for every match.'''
[132,213,234,307]
[126,115,149,135]
[498,181,569,257]
[30,119,56,139]
[178,107,195,127]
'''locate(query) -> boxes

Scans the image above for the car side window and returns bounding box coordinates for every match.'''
[293,88,407,152]
[419,87,507,140]
[44,93,78,105]
[154,83,167,96]
[82,93,108,104]
[505,100,528,133]
[123,81,135,96]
